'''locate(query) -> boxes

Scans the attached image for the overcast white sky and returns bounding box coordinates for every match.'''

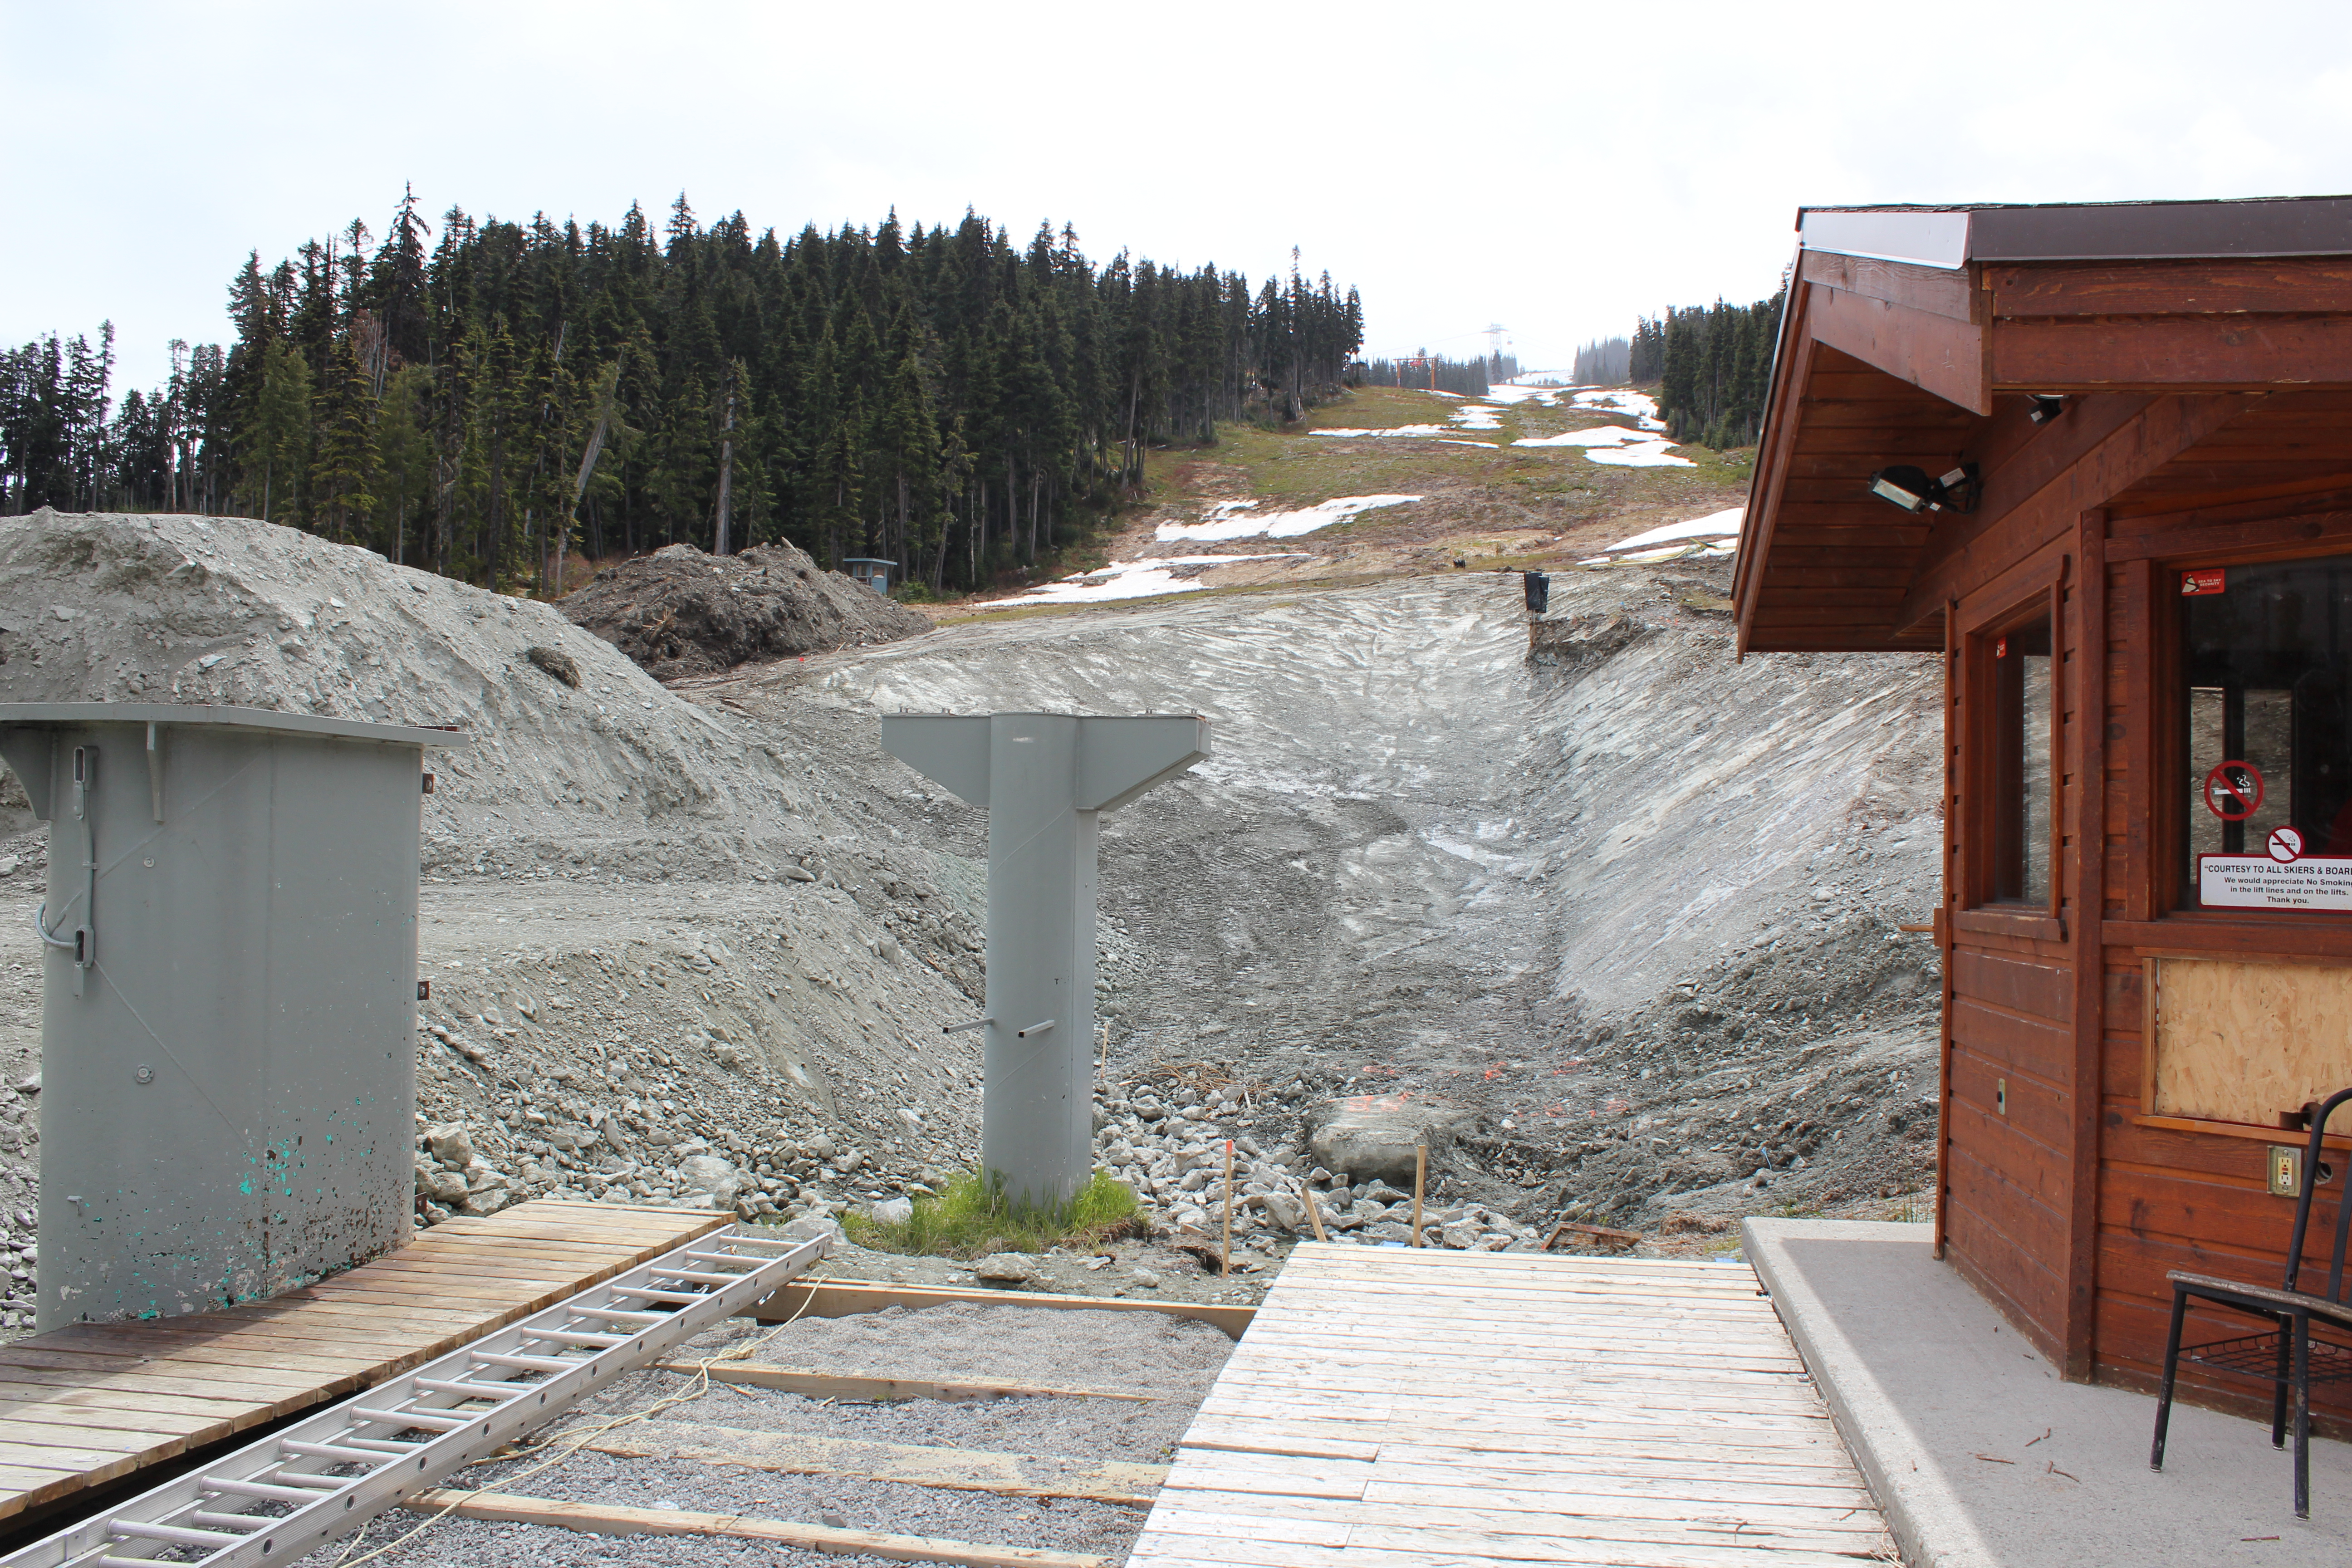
[8,2,2352,394]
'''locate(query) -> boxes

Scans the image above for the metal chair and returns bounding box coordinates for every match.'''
[2152,1083,2352,1518]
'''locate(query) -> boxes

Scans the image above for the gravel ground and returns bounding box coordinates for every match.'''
[297,1303,1233,1568]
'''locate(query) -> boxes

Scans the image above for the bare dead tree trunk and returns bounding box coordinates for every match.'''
[713,387,735,556]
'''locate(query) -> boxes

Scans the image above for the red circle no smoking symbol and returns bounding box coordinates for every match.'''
[2269,826,2305,863]
[2204,761,2264,821]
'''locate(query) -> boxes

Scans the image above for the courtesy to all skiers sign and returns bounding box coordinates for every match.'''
[2200,852,2352,911]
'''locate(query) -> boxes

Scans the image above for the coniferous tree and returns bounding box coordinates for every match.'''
[3,193,1367,598]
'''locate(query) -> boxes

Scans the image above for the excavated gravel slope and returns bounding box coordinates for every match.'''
[0,510,1945,1340]
[745,557,1945,1227]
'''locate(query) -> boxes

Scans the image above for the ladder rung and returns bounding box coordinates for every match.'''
[652,1267,746,1285]
[527,1328,628,1347]
[608,1287,700,1301]
[414,1375,529,1399]
[190,1509,271,1530]
[261,1470,347,1490]
[280,1439,396,1464]
[683,1249,760,1265]
[203,1477,331,1503]
[470,1351,583,1373]
[351,1406,474,1431]
[338,1435,426,1454]
[111,1519,245,1547]
[568,1306,666,1323]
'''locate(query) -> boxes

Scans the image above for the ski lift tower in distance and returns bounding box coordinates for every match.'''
[882,712,1210,1211]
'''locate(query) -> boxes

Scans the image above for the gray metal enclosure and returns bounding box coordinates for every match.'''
[0,704,462,1328]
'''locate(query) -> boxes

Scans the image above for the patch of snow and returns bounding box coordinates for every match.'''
[1156,495,1422,544]
[1573,388,1667,431]
[1480,382,1566,407]
[984,553,1314,609]
[1452,405,1503,429]
[1586,441,1695,469]
[1440,439,1500,447]
[1607,507,1744,552]
[1511,425,1653,451]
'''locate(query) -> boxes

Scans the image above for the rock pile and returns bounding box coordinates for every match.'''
[561,540,930,681]
[1093,1082,1543,1253]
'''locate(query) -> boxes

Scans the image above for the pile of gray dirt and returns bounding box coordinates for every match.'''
[562,540,929,681]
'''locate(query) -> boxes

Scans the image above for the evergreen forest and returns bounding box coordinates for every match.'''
[0,191,1366,596]
[1629,292,1785,448]
[1570,337,1629,386]
[1359,353,1511,397]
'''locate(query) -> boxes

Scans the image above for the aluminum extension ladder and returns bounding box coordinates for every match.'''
[2,1222,827,1567]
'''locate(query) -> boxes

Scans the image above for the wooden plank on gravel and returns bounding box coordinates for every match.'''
[584,1419,1170,1505]
[1145,1490,1879,1553]
[0,1196,722,1523]
[744,1278,1254,1339]
[410,1489,1104,1568]
[653,1359,1159,1404]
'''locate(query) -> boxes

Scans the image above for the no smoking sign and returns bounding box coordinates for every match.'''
[2270,826,2305,863]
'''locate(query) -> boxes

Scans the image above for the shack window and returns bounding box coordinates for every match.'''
[1988,613,2054,906]
[2179,554,2352,910]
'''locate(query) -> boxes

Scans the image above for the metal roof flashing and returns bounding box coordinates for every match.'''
[1798,195,2352,269]
[0,702,468,747]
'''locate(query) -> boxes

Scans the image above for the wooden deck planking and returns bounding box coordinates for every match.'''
[1130,1244,1890,1568]
[0,1199,725,1523]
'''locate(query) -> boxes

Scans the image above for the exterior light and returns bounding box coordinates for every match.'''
[2029,395,2066,425]
[1872,466,1940,512]
[1869,462,1981,516]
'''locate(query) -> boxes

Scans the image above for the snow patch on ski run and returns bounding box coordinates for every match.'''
[1608,507,1745,552]
[1573,388,1668,431]
[985,554,1314,608]
[1155,495,1422,543]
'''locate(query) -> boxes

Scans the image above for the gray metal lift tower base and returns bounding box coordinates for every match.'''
[882,713,1209,1211]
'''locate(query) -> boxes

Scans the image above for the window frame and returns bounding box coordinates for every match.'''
[2158,539,2352,919]
[1959,580,2066,936]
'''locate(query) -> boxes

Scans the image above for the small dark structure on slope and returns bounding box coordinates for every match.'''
[1735,196,2352,1420]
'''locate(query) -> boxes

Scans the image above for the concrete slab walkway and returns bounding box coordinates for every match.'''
[1745,1218,2352,1567]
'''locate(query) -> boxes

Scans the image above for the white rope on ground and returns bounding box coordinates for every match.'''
[331,1268,832,1568]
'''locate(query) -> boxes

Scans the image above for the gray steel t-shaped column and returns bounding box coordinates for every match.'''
[882,713,1209,1210]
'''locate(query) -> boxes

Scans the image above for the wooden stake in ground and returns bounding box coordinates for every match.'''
[1303,1183,1329,1243]
[1410,1142,1427,1246]
[1220,1139,1235,1274]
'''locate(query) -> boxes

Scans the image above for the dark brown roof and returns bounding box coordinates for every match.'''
[1733,199,2352,655]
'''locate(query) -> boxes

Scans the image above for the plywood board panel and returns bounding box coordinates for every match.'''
[2149,956,2352,1127]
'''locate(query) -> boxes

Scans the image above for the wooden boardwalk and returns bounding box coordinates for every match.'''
[1130,1243,1892,1568]
[0,1199,726,1524]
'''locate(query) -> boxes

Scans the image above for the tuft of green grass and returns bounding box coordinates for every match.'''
[839,1168,1143,1259]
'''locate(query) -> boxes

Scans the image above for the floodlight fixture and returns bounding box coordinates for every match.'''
[2028,395,2067,425]
[1870,466,1940,513]
[1868,462,1981,516]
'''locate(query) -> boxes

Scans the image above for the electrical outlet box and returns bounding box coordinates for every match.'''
[1995,1078,2007,1117]
[2269,1146,2337,1197]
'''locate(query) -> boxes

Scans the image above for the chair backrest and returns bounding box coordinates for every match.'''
[2283,1085,2352,1303]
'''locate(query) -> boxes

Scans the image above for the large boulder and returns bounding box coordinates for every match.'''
[678,1153,747,1205]
[1305,1093,1472,1186]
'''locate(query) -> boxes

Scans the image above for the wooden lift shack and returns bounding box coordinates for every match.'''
[1734,195,2352,1419]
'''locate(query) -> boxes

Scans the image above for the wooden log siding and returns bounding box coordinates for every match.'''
[1736,230,2352,1427]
